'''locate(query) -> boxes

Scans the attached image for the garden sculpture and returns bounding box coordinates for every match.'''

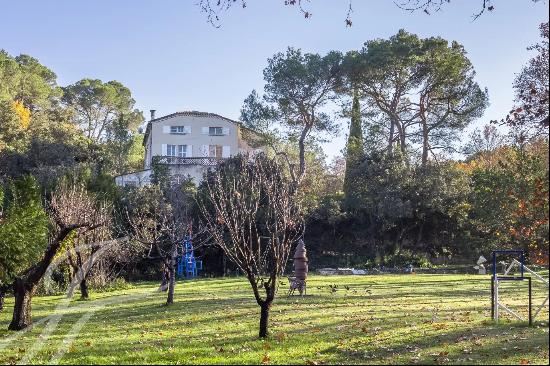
[474,255,487,275]
[288,239,308,296]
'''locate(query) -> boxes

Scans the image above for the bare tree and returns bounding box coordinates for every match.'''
[504,22,549,139]
[124,184,199,305]
[396,0,543,20]
[64,220,114,300]
[198,154,303,338]
[462,124,506,156]
[198,0,324,26]
[197,0,544,26]
[9,183,108,330]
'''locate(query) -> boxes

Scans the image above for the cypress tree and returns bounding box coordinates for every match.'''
[343,91,365,210]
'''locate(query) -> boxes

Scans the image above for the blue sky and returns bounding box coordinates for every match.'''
[0,0,548,160]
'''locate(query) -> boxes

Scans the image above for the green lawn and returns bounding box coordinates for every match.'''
[0,274,548,365]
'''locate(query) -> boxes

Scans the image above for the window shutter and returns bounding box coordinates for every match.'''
[185,126,192,134]
[201,127,209,135]
[187,145,193,157]
[163,126,170,133]
[222,127,230,135]
[222,146,230,158]
[201,145,209,157]
[162,144,167,155]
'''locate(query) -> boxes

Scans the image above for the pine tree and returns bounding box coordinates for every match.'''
[343,91,365,210]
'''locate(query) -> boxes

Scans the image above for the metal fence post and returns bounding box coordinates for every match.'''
[491,276,495,320]
[527,277,533,326]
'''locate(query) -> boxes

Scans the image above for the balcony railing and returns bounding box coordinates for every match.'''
[154,156,222,166]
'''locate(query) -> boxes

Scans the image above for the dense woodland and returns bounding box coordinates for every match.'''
[0,26,548,331]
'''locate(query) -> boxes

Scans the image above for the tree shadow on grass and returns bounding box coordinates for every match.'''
[1,276,547,364]
[319,317,549,364]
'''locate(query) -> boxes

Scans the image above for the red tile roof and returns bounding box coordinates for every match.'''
[149,111,240,125]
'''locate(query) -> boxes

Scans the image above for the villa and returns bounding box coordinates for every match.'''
[115,110,261,187]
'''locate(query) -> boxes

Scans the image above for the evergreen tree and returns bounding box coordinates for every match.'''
[0,176,49,311]
[343,92,365,210]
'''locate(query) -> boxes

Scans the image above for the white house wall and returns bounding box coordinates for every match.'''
[115,169,152,187]
[117,112,263,187]
[148,115,238,166]
[168,164,213,185]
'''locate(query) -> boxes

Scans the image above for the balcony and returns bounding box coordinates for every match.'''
[153,156,222,166]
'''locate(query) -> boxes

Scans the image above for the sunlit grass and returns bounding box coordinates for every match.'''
[0,274,548,364]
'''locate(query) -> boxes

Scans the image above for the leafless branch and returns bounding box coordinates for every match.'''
[197,153,303,337]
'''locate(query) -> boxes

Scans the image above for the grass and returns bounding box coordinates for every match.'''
[0,274,548,365]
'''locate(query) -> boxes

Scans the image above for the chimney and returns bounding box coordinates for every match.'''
[150,109,156,121]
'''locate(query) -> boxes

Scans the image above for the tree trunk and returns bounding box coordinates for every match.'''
[221,250,227,277]
[166,255,176,305]
[0,289,5,312]
[421,123,429,166]
[160,261,169,291]
[66,250,77,299]
[420,95,429,166]
[393,120,407,156]
[9,278,34,331]
[8,225,84,330]
[416,220,425,247]
[259,301,272,338]
[67,282,75,299]
[76,252,89,300]
[80,278,89,300]
[388,119,395,155]
[296,122,313,186]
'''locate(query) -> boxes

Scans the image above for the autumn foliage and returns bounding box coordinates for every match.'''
[12,100,31,130]
[463,141,549,265]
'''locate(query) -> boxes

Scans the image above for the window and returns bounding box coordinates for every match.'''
[167,144,177,156]
[209,145,223,157]
[209,127,223,136]
[178,145,187,157]
[170,126,187,134]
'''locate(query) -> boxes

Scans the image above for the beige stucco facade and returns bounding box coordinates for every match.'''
[144,113,245,169]
[115,111,260,187]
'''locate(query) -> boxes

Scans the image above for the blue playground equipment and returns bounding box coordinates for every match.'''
[176,235,202,278]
